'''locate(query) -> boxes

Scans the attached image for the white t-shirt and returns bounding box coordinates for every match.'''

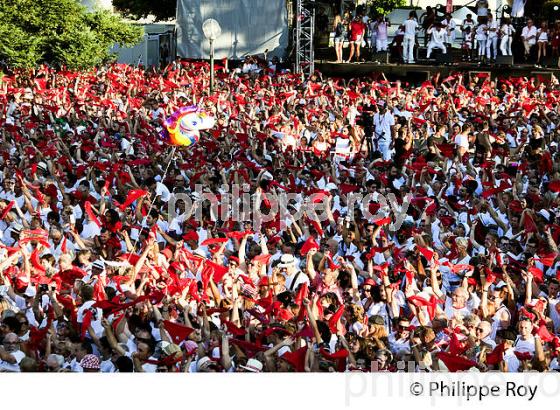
[77,300,104,338]
[522,26,537,45]
[373,111,395,138]
[454,133,469,149]
[403,19,418,39]
[0,350,26,372]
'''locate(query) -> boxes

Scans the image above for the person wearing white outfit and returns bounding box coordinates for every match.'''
[521,19,537,61]
[486,14,498,61]
[403,11,418,64]
[441,13,456,47]
[373,102,395,160]
[476,23,488,63]
[500,18,516,56]
[426,24,447,58]
[537,22,549,66]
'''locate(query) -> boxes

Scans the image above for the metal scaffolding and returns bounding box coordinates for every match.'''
[295,0,315,76]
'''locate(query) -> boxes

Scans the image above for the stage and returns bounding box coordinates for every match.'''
[315,60,560,81]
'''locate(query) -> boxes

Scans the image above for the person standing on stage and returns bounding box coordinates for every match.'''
[333,13,348,63]
[441,13,456,49]
[347,14,367,63]
[537,22,549,67]
[486,13,499,62]
[476,22,488,64]
[500,17,516,56]
[403,11,419,64]
[375,15,390,53]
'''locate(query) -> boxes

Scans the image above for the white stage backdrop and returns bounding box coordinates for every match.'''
[176,0,288,59]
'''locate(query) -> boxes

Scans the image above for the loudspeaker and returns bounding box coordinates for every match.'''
[435,52,453,64]
[370,52,389,64]
[495,55,513,65]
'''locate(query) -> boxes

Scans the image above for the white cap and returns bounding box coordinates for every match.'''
[538,209,551,221]
[239,358,263,372]
[24,285,37,298]
[277,254,296,268]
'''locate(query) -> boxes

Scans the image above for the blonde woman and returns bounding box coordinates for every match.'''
[537,22,549,67]
[333,14,347,63]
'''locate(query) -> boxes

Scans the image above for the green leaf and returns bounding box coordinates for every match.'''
[0,0,143,69]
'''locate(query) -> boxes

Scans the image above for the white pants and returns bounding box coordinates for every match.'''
[478,39,487,56]
[378,141,393,160]
[376,38,388,51]
[403,36,415,62]
[500,36,512,55]
[486,36,498,59]
[427,42,446,58]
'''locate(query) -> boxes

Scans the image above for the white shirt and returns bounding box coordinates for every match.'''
[373,111,395,138]
[522,26,537,45]
[0,350,26,372]
[155,182,171,202]
[285,270,310,292]
[77,300,104,338]
[429,28,446,45]
[487,20,498,38]
[403,19,418,39]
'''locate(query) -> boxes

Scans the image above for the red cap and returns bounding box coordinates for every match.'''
[300,237,319,256]
[182,230,199,242]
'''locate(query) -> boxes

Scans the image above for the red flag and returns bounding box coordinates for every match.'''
[524,214,537,234]
[514,351,533,361]
[223,320,246,336]
[61,235,68,254]
[253,253,272,265]
[535,324,555,342]
[485,342,506,365]
[281,346,308,372]
[201,237,228,246]
[529,266,544,283]
[549,180,560,193]
[163,320,195,344]
[0,201,15,220]
[535,253,557,267]
[84,201,101,227]
[114,189,148,211]
[81,309,93,340]
[417,246,434,261]
[436,352,477,372]
[29,249,46,274]
[328,305,345,333]
[373,216,391,226]
[408,294,440,320]
[294,282,308,306]
[448,332,468,356]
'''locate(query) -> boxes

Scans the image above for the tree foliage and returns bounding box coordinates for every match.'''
[0,0,143,69]
[366,0,407,16]
[112,0,177,22]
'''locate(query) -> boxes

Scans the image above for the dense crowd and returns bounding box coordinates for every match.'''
[0,59,560,373]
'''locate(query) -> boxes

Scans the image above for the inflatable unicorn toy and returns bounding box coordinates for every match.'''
[161,105,215,147]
